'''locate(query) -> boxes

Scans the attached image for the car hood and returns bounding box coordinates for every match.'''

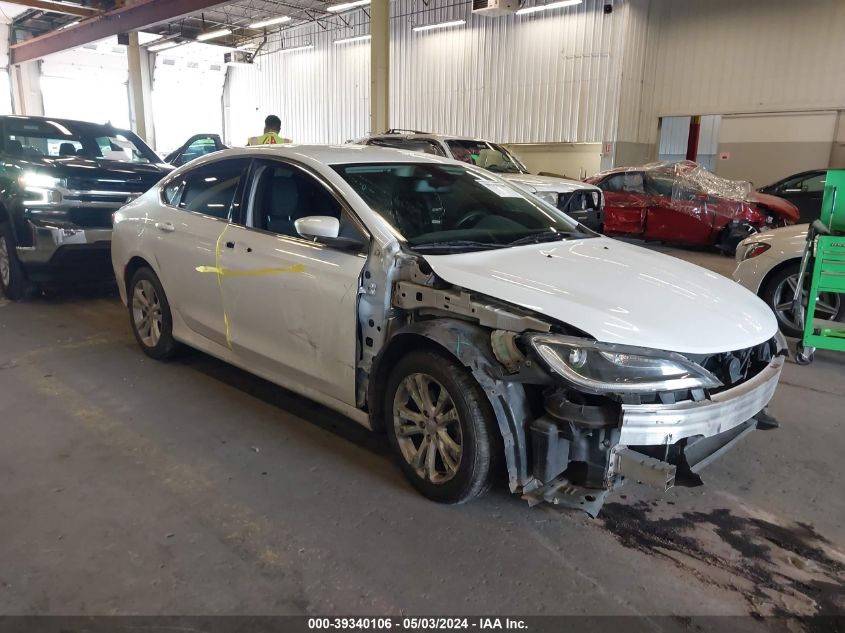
[501,173,594,194]
[20,156,172,182]
[422,237,778,355]
[749,191,800,222]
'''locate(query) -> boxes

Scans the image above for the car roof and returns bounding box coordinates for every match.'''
[366,132,500,144]
[0,114,133,135]
[211,143,466,165]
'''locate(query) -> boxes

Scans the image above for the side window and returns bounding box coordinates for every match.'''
[801,173,826,193]
[162,179,183,206]
[177,159,250,220]
[177,137,219,166]
[601,173,644,194]
[250,161,363,243]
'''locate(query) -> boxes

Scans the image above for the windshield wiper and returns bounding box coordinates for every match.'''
[507,231,575,247]
[411,240,505,253]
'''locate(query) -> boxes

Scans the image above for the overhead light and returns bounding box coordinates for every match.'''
[249,16,291,28]
[334,34,371,44]
[412,19,465,32]
[197,28,232,41]
[61,20,80,29]
[235,43,257,50]
[279,44,314,53]
[326,0,369,12]
[148,41,180,52]
[516,0,582,15]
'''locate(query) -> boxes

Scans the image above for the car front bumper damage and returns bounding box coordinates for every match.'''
[523,335,786,516]
[16,218,113,283]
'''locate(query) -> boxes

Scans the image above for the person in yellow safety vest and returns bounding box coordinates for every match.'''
[247,115,292,146]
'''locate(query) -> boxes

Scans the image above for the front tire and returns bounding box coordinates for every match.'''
[0,222,32,301]
[128,267,179,360]
[761,263,844,338]
[384,350,497,504]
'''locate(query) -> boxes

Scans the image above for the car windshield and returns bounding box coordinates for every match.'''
[445,140,525,174]
[334,162,588,253]
[4,119,159,164]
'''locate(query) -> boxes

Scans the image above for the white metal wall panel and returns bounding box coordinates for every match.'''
[390,0,622,143]
[226,0,626,145]
[633,0,845,144]
[227,11,371,146]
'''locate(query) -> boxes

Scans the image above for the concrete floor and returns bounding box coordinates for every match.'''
[1,243,843,627]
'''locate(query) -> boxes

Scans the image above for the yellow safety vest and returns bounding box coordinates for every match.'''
[247,132,291,146]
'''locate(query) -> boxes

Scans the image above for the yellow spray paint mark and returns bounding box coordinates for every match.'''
[195,264,305,276]
[199,224,305,349]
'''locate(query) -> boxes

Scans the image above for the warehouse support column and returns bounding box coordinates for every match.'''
[11,61,44,116]
[370,0,389,134]
[686,115,701,161]
[127,31,154,146]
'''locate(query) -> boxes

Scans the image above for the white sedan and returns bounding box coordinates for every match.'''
[112,145,785,514]
[734,224,844,338]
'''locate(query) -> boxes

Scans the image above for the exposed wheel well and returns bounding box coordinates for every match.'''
[368,332,456,433]
[124,256,154,294]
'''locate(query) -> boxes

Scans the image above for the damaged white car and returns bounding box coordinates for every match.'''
[111,145,786,515]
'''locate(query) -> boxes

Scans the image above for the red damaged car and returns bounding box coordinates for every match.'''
[586,161,799,255]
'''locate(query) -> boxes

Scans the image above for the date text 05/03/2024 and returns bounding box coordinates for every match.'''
[307,617,528,630]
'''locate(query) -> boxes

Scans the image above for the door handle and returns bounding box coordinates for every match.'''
[154,222,175,233]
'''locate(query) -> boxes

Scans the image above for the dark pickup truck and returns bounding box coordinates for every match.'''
[0,115,172,299]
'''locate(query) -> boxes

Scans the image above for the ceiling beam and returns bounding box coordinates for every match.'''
[5,0,100,17]
[10,0,236,64]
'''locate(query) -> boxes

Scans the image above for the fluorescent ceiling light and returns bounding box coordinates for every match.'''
[334,34,371,44]
[197,28,231,41]
[516,0,582,15]
[412,19,465,32]
[249,16,291,28]
[280,44,314,53]
[326,0,369,12]
[138,31,163,45]
[148,41,179,52]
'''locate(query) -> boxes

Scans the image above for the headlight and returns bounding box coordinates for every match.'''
[535,191,559,207]
[20,172,64,206]
[527,334,722,394]
[741,242,771,261]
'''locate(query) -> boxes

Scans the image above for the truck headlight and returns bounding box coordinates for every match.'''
[527,334,722,394]
[20,172,64,206]
[535,191,559,207]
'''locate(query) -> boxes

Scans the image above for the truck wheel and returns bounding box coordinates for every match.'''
[128,266,179,360]
[384,350,497,504]
[0,223,31,301]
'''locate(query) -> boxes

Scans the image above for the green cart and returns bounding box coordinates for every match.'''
[794,169,845,365]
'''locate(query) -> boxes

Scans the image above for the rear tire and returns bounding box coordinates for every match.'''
[384,350,497,504]
[128,267,179,360]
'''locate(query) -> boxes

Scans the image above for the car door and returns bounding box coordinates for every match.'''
[151,157,250,347]
[643,174,714,244]
[776,172,826,224]
[217,159,369,406]
[166,134,227,167]
[597,172,646,235]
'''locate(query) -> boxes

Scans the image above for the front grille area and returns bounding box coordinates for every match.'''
[558,189,603,230]
[68,208,114,228]
[65,177,152,194]
[690,337,779,393]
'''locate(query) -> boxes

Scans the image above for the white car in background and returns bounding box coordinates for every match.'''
[734,224,845,338]
[352,131,604,231]
[111,144,785,515]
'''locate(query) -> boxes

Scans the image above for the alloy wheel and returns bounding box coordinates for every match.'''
[132,279,163,348]
[0,236,10,288]
[393,373,463,485]
[772,273,841,332]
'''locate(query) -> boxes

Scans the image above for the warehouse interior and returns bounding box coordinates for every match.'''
[0,0,843,630]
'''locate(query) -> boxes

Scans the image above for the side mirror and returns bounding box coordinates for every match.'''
[295,216,340,240]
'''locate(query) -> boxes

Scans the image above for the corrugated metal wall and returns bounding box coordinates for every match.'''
[226,10,371,145]
[226,0,626,145]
